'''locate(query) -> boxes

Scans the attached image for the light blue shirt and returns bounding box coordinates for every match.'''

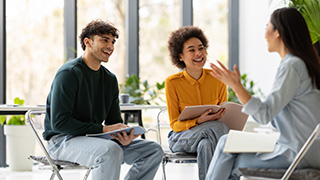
[242,53,320,168]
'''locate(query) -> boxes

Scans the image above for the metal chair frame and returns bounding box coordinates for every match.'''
[25,110,92,180]
[240,123,320,180]
[156,108,197,180]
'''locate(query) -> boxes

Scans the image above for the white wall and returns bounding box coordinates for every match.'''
[239,0,285,96]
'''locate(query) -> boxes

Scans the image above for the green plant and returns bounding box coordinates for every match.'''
[120,74,165,105]
[269,0,320,55]
[287,0,320,44]
[227,74,264,103]
[0,97,26,125]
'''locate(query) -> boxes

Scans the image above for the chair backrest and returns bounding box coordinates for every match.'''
[281,123,320,180]
[156,108,171,150]
[25,110,58,168]
[156,108,198,166]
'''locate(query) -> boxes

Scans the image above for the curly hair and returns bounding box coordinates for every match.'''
[168,26,209,69]
[79,19,119,50]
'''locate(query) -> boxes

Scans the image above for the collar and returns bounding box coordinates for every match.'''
[80,56,101,75]
[280,53,293,65]
[283,53,292,61]
[183,69,206,85]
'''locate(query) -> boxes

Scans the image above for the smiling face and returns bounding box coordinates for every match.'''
[86,33,116,63]
[265,21,280,53]
[179,37,207,72]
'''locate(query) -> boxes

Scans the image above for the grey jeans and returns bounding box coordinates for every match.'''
[47,134,163,180]
[168,121,229,180]
[205,134,291,180]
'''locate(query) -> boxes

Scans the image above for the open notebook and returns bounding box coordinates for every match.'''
[178,102,248,130]
[86,126,149,140]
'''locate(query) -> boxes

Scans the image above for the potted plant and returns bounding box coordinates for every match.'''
[0,97,35,171]
[120,74,165,105]
[227,74,264,103]
[119,74,165,124]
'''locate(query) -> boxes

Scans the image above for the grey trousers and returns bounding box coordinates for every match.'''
[168,121,229,180]
[47,135,163,180]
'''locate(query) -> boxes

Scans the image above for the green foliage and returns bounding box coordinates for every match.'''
[227,74,264,103]
[119,74,166,105]
[0,116,6,126]
[0,97,26,125]
[14,97,24,105]
[288,0,320,44]
[279,0,320,44]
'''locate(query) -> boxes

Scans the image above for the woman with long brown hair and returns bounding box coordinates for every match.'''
[205,7,320,180]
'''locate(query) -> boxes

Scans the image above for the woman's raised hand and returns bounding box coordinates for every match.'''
[209,61,241,90]
[209,61,252,105]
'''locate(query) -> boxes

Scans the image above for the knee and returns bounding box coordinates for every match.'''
[94,141,123,165]
[198,139,212,149]
[216,134,228,151]
[197,139,214,153]
[148,141,164,161]
[105,142,123,159]
[215,121,230,134]
[153,142,164,156]
[219,134,228,144]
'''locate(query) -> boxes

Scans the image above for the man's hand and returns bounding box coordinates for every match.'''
[111,129,141,146]
[102,123,141,146]
[196,108,226,124]
[102,123,129,133]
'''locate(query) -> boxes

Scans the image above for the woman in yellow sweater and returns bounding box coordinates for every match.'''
[165,26,229,180]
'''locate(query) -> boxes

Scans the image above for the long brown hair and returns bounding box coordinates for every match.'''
[271,7,320,90]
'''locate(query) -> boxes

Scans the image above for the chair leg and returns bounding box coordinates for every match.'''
[56,173,63,180]
[162,162,166,180]
[52,169,63,180]
[49,172,56,180]
[83,167,92,180]
[162,157,167,180]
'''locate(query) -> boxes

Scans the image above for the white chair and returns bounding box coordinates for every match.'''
[240,123,320,180]
[25,110,92,180]
[156,108,197,180]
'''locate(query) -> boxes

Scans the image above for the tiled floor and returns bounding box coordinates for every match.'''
[0,163,198,180]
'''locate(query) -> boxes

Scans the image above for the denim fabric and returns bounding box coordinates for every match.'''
[168,121,229,180]
[205,135,291,180]
[47,135,163,180]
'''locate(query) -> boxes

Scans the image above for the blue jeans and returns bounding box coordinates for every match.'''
[47,134,163,180]
[205,134,291,180]
[168,121,229,180]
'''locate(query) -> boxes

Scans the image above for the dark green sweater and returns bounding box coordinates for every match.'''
[43,57,123,140]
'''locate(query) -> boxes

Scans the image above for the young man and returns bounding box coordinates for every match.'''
[43,19,163,180]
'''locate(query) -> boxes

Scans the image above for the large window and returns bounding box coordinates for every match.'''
[5,0,229,105]
[6,0,64,105]
[139,0,180,88]
[193,0,229,67]
[77,0,126,83]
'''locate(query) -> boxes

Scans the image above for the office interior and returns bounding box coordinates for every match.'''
[0,0,291,179]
